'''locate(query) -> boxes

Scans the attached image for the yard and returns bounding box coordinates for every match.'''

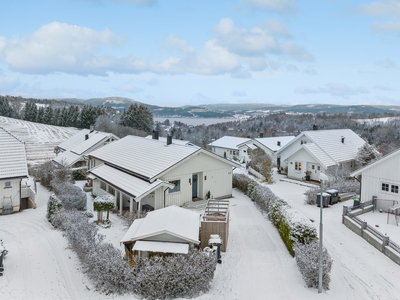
[1,174,400,299]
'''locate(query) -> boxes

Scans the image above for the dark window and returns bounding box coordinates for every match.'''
[100,181,106,191]
[317,166,320,171]
[108,185,115,195]
[391,185,399,194]
[312,165,315,170]
[169,180,181,193]
[382,183,389,192]
[5,181,11,188]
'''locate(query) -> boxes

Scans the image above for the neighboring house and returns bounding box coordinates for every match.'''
[88,135,240,214]
[208,136,251,161]
[145,132,196,147]
[237,136,296,162]
[350,148,400,203]
[53,127,119,168]
[121,205,200,259]
[277,129,366,181]
[0,126,35,215]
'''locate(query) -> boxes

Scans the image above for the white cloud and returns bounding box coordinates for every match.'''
[304,68,318,75]
[245,0,297,14]
[164,34,195,53]
[371,21,400,36]
[295,83,370,97]
[358,0,400,17]
[191,93,216,104]
[232,90,247,97]
[0,22,125,75]
[213,18,313,61]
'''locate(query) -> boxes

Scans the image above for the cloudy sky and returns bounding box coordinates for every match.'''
[0,0,399,106]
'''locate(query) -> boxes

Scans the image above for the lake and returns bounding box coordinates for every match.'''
[154,117,239,126]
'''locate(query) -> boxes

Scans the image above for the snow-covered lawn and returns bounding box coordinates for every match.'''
[359,211,400,245]
[2,174,400,300]
[0,116,78,164]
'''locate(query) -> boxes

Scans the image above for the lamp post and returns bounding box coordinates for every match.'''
[318,173,329,294]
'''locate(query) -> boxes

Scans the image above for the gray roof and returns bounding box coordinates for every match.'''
[90,135,200,180]
[0,126,28,180]
[53,150,81,167]
[89,135,239,181]
[278,129,366,166]
[208,136,250,150]
[145,135,196,147]
[57,129,90,151]
[90,164,173,199]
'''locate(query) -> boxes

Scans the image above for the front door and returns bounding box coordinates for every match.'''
[192,174,198,198]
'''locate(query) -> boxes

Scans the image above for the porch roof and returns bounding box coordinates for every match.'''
[132,241,189,254]
[89,164,174,200]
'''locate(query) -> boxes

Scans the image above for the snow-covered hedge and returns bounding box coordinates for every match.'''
[52,181,86,210]
[93,195,115,212]
[51,209,216,298]
[46,194,62,225]
[232,173,255,194]
[293,240,333,290]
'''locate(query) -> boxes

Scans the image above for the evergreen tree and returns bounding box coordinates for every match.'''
[43,106,53,124]
[52,108,61,126]
[36,107,45,124]
[60,107,69,126]
[0,98,14,117]
[68,106,79,127]
[120,104,153,133]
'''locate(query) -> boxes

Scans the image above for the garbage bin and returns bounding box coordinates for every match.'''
[353,198,360,208]
[326,189,339,204]
[316,192,330,207]
[209,234,223,264]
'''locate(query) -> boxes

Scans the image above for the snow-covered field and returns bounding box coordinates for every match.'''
[1,171,400,300]
[355,116,400,124]
[0,116,78,164]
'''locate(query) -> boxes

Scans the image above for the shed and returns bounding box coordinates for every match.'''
[200,199,230,252]
[121,206,200,260]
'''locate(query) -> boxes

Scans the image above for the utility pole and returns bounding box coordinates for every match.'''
[319,173,329,293]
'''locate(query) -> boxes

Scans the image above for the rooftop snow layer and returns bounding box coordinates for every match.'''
[57,129,90,151]
[0,127,28,179]
[132,241,189,254]
[53,150,81,167]
[208,136,250,150]
[255,136,296,152]
[89,135,200,180]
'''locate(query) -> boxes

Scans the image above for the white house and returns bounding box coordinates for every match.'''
[277,129,366,181]
[0,126,35,215]
[237,136,295,162]
[120,205,200,259]
[350,148,400,204]
[88,135,240,215]
[53,127,119,168]
[208,136,251,160]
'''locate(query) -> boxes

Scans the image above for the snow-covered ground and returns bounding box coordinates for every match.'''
[2,172,400,300]
[354,116,400,124]
[359,211,400,245]
[0,116,78,164]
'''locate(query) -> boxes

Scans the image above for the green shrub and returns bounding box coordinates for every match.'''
[247,181,258,201]
[46,194,62,225]
[72,169,87,181]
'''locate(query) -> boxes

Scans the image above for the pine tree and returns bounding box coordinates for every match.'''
[52,108,61,126]
[36,107,45,124]
[0,98,14,117]
[43,106,53,124]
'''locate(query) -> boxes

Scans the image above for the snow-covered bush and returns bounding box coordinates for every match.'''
[72,169,87,181]
[356,143,382,167]
[46,194,62,225]
[134,250,216,300]
[293,240,333,290]
[93,195,115,222]
[232,173,253,193]
[260,160,274,184]
[121,210,147,229]
[247,180,258,201]
[253,184,279,212]
[52,181,86,210]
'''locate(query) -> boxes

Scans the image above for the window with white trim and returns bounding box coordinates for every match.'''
[108,185,115,195]
[100,181,106,191]
[382,183,389,192]
[169,180,181,193]
[295,162,302,171]
[4,181,11,188]
[391,185,399,194]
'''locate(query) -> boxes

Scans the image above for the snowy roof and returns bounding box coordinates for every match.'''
[208,136,250,150]
[70,132,114,155]
[132,241,189,254]
[53,150,81,167]
[89,164,173,199]
[121,205,200,244]
[254,136,296,152]
[350,147,400,177]
[145,135,196,147]
[302,144,336,169]
[57,129,90,151]
[278,129,366,165]
[0,126,28,180]
[89,135,238,181]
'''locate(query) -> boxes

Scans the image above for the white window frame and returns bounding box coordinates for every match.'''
[4,181,11,188]
[169,180,181,193]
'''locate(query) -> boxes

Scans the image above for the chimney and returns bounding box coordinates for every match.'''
[341,137,345,143]
[90,124,94,133]
[247,135,251,139]
[85,134,89,140]
[313,124,318,131]
[152,130,159,140]
[277,141,281,147]
[167,135,172,145]
[259,133,263,138]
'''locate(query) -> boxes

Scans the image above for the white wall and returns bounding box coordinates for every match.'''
[0,178,22,211]
[286,148,324,180]
[161,152,233,206]
[359,153,400,203]
[213,146,238,160]
[279,135,312,169]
